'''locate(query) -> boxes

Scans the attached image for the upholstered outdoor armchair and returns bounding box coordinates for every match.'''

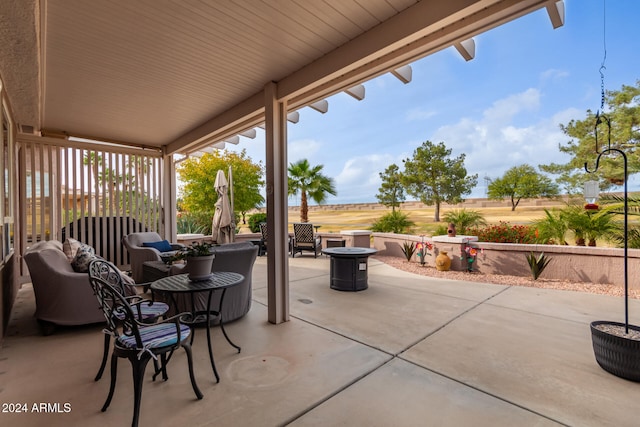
[23,240,105,334]
[122,232,184,283]
[167,241,258,322]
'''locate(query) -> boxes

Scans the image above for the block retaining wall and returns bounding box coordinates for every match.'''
[372,232,640,290]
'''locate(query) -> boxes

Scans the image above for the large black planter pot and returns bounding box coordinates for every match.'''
[590,320,640,382]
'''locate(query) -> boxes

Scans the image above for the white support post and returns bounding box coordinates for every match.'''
[264,81,290,324]
[163,153,177,241]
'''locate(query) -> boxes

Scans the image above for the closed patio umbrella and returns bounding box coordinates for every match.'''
[212,170,234,244]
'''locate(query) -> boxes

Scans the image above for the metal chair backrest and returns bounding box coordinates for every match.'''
[259,222,268,241]
[88,259,127,296]
[293,222,315,244]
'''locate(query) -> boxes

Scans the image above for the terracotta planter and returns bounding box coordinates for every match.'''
[186,255,215,281]
[435,251,451,271]
[590,320,640,382]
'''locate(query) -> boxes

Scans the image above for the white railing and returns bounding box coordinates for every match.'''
[18,136,164,268]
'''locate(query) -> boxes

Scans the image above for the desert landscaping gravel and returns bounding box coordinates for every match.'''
[374,255,640,300]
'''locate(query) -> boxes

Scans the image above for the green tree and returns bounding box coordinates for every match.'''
[376,164,405,212]
[401,141,478,222]
[540,81,640,194]
[288,159,337,223]
[487,164,559,211]
[178,149,264,223]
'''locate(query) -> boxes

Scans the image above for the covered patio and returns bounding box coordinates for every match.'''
[2,257,637,426]
[0,0,567,334]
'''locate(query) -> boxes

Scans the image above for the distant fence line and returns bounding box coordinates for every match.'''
[251,195,578,214]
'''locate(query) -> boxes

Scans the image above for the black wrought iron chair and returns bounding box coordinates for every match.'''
[88,272,203,427]
[292,222,321,258]
[259,222,293,256]
[88,259,170,381]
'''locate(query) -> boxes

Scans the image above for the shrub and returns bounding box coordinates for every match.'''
[468,221,537,243]
[177,211,212,235]
[433,224,449,236]
[370,210,415,234]
[248,212,267,233]
[442,209,487,234]
[532,208,568,245]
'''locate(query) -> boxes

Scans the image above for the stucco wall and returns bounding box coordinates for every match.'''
[372,232,640,289]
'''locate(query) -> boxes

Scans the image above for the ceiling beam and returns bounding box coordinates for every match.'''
[546,0,565,29]
[454,38,476,61]
[344,84,365,101]
[391,65,412,84]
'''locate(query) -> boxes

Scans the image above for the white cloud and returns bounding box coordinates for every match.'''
[483,88,540,122]
[540,68,570,82]
[405,108,437,122]
[287,138,322,162]
[328,153,399,203]
[430,91,572,197]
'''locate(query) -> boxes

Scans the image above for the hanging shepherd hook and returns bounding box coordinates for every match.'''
[584,115,630,334]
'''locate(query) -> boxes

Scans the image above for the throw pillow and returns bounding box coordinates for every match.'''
[71,244,97,273]
[142,240,173,252]
[63,238,83,262]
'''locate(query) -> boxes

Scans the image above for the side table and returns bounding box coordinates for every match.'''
[321,247,377,291]
[151,272,244,383]
[142,260,171,282]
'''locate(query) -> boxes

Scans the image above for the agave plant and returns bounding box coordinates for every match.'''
[526,252,551,280]
[401,241,416,262]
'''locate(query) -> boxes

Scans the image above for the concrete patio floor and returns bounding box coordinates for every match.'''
[1,255,639,426]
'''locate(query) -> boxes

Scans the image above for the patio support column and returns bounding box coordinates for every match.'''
[162,153,178,241]
[264,81,290,324]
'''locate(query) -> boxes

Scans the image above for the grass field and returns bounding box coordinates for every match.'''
[238,200,559,235]
[238,197,638,248]
[292,205,551,234]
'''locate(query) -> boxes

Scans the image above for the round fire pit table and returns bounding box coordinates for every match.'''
[321,247,378,291]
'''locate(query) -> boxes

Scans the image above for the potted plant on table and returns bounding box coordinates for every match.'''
[172,241,215,281]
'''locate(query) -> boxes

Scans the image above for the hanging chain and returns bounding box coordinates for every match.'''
[599,0,607,111]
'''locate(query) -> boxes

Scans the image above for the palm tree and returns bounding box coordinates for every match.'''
[442,209,487,234]
[532,208,568,245]
[288,159,336,223]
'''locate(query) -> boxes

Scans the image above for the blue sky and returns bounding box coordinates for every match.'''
[228,1,640,205]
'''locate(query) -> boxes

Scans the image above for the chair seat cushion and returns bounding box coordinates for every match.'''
[117,323,191,351]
